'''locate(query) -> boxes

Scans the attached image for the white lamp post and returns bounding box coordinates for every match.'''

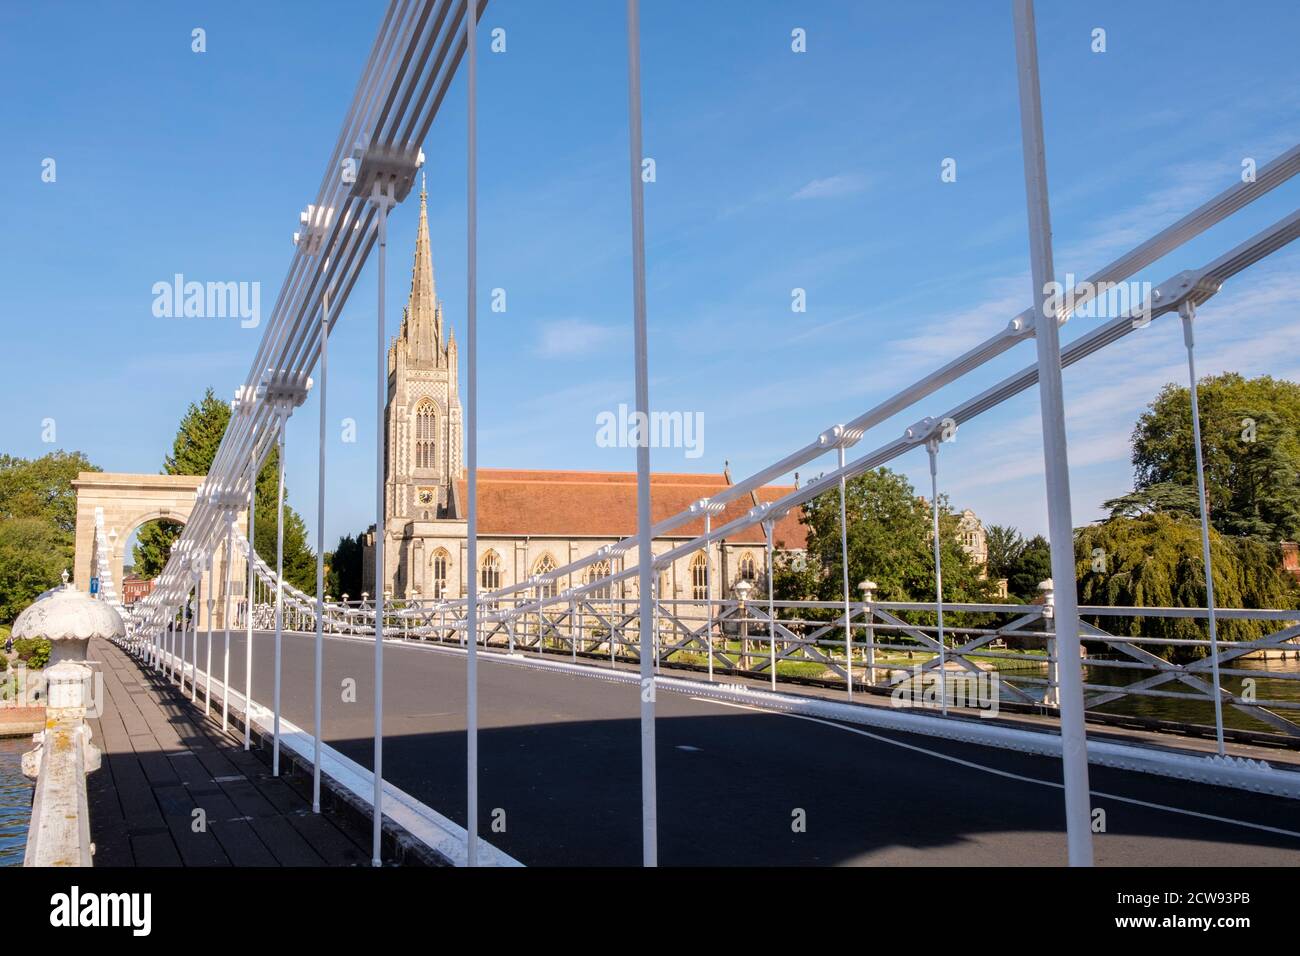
[734,577,753,671]
[858,579,877,686]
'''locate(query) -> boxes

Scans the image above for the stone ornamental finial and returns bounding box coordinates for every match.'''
[13,577,125,664]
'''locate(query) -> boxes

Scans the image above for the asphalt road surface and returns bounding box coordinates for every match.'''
[173,629,1300,866]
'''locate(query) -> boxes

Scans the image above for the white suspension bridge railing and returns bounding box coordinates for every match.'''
[110,0,1300,868]
[179,551,1299,745]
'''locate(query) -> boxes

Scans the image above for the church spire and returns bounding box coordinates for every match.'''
[401,174,440,361]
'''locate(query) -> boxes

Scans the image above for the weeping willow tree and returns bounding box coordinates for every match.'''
[1074,512,1300,663]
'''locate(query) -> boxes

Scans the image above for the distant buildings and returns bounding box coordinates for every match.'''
[1283,541,1300,582]
[361,186,806,602]
[121,572,153,605]
[955,508,1009,598]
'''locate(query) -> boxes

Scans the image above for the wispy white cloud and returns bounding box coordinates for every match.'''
[790,173,870,201]
[535,319,620,358]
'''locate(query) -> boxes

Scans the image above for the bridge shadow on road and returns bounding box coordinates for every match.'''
[206,631,1300,867]
[322,711,1300,867]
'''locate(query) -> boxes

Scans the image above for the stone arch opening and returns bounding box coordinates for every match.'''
[72,472,247,626]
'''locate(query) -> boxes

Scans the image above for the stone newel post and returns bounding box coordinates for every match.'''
[13,571,123,866]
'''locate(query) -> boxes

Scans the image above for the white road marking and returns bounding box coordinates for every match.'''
[694,697,1300,842]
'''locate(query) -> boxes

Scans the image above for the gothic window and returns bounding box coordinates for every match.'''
[480,550,502,592]
[533,553,557,600]
[414,401,437,470]
[430,549,449,599]
[738,553,757,582]
[690,552,708,601]
[584,559,611,601]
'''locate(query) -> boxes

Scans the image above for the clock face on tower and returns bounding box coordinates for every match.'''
[417,488,435,505]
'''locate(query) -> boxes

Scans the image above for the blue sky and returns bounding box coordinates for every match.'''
[3,0,1299,552]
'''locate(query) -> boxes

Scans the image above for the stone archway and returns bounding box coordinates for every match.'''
[71,472,248,625]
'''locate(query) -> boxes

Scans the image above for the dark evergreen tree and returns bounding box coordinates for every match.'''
[325,533,364,599]
[984,524,1024,581]
[1005,534,1053,601]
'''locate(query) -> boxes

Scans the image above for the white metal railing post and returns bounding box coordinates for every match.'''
[190,569,201,700]
[652,575,660,674]
[1040,579,1059,707]
[626,0,657,867]
[705,512,714,681]
[764,518,776,691]
[273,404,288,776]
[862,581,877,685]
[177,591,185,685]
[838,446,853,698]
[927,439,947,716]
[465,0,481,869]
[314,285,330,813]
[244,457,256,751]
[371,177,397,868]
[222,510,234,732]
[1180,300,1227,755]
[536,584,544,657]
[1012,0,1094,866]
[205,559,215,715]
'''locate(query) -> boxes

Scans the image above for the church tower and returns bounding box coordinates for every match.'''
[384,177,463,525]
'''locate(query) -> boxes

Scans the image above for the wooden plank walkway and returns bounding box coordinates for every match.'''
[85,637,370,867]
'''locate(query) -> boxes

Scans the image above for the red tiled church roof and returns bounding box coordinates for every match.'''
[454,469,807,548]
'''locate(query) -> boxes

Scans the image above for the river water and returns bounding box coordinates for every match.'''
[990,654,1300,732]
[0,737,33,866]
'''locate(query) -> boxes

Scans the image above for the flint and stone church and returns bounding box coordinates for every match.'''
[361,187,808,602]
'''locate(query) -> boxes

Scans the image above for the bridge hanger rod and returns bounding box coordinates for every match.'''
[275,7,471,381]
[142,1,486,611]
[256,0,474,382]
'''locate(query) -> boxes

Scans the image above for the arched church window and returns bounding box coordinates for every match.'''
[415,401,437,470]
[430,549,449,599]
[690,552,708,601]
[584,559,611,601]
[533,553,557,600]
[738,553,757,582]
[480,550,502,592]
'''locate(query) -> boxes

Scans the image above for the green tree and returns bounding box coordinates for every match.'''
[0,450,99,536]
[1102,481,1200,520]
[0,451,99,621]
[133,388,317,593]
[1131,373,1300,540]
[326,533,364,599]
[984,524,1024,581]
[1006,534,1052,601]
[774,467,996,623]
[0,518,69,622]
[1075,512,1299,662]
[132,518,185,579]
